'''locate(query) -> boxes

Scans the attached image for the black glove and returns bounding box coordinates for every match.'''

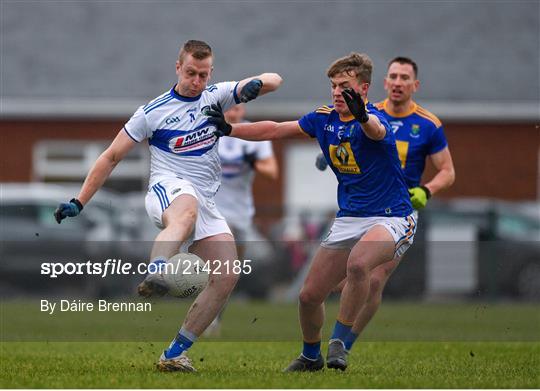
[54,198,83,224]
[315,153,328,171]
[243,152,257,168]
[342,88,369,123]
[239,79,263,103]
[205,103,232,138]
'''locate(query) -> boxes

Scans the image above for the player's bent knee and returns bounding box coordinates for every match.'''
[179,208,197,226]
[165,209,197,232]
[347,262,369,280]
[299,288,325,306]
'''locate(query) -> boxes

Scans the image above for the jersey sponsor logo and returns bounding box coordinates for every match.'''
[169,127,215,154]
[329,142,361,174]
[171,188,182,195]
[336,145,349,164]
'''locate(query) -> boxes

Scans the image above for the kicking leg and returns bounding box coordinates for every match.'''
[139,194,198,297]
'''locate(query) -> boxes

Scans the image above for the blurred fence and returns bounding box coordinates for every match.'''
[1,182,539,302]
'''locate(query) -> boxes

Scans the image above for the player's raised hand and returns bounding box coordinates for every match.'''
[315,153,328,171]
[205,103,232,137]
[54,198,83,224]
[342,88,369,123]
[239,79,263,103]
[408,186,431,209]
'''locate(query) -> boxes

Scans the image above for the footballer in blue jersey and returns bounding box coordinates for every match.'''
[320,57,456,363]
[207,52,417,372]
[378,57,455,209]
[316,57,455,211]
[298,102,412,219]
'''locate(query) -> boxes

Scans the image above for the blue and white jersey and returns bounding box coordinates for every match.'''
[124,82,240,196]
[215,137,273,226]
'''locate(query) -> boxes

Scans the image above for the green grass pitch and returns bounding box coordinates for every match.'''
[1,301,539,388]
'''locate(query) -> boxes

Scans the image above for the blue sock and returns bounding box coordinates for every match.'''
[343,331,359,351]
[302,341,321,360]
[164,327,197,359]
[147,258,167,275]
[331,320,352,342]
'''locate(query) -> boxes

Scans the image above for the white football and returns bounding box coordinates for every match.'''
[162,253,209,298]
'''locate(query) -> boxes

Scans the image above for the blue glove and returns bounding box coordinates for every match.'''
[54,198,83,224]
[315,153,328,171]
[239,79,263,103]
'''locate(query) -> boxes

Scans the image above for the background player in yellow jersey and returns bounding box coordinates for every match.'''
[375,56,455,208]
[317,56,455,357]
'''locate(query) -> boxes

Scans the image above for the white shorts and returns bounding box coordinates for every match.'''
[321,211,418,257]
[145,177,232,247]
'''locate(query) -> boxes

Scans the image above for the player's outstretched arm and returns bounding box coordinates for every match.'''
[206,103,303,140]
[236,73,283,102]
[232,120,303,141]
[54,130,137,223]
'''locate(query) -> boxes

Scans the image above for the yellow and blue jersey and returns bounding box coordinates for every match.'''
[375,99,448,188]
[299,103,413,218]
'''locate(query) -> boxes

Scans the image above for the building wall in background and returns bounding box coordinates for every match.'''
[1,120,537,218]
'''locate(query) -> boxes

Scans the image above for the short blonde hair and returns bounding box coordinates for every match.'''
[327,52,373,84]
[178,40,212,64]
